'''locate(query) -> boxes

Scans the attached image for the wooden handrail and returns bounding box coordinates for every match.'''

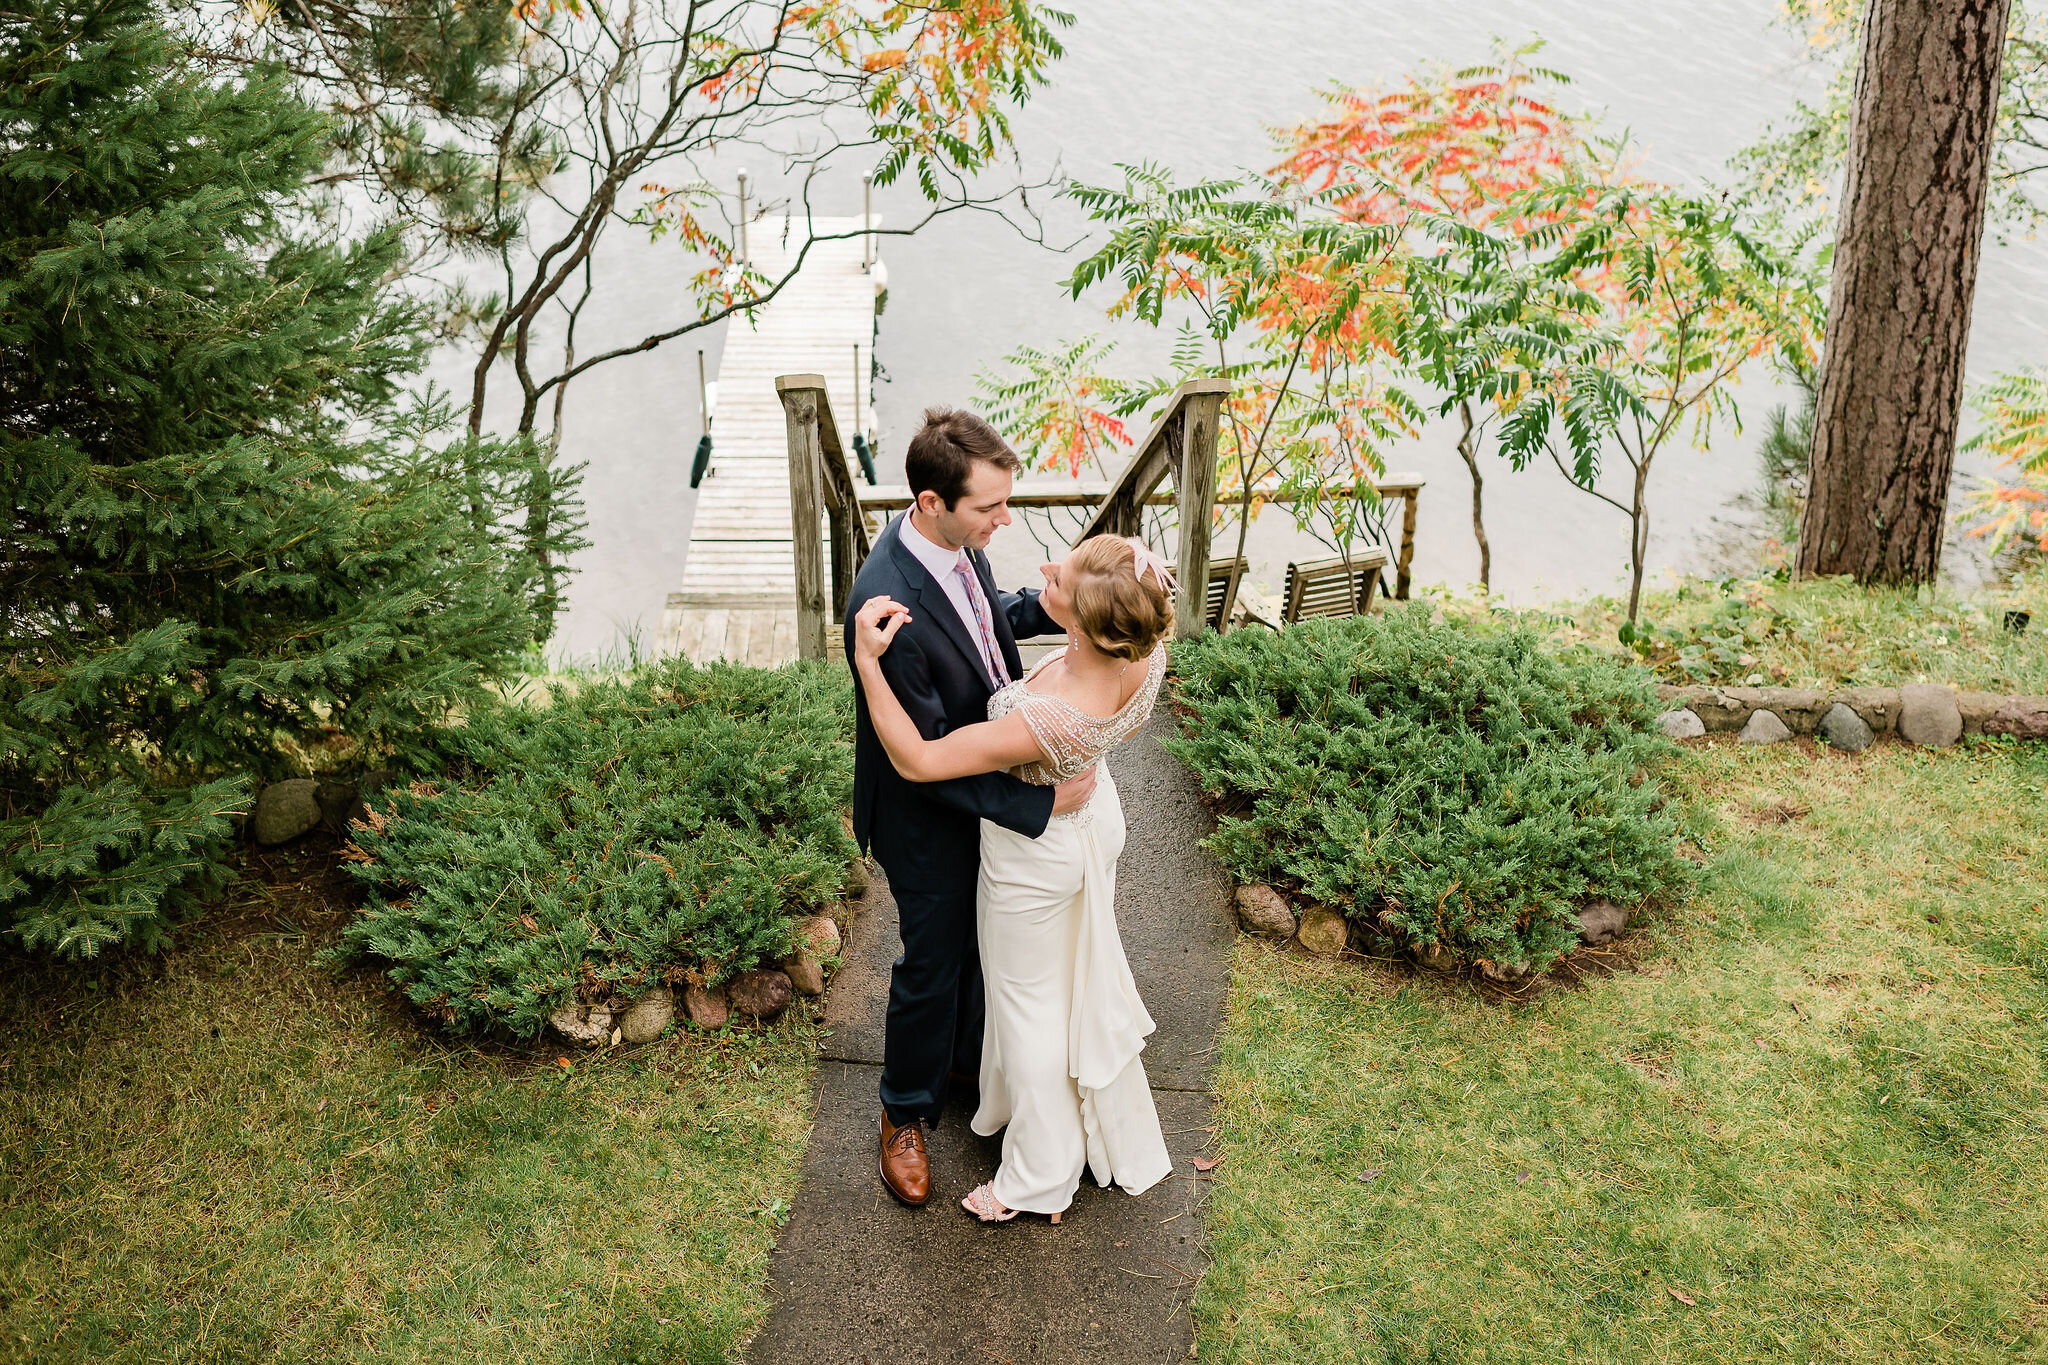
[855,476,1427,510]
[777,374,874,660]
[1064,378,1229,638]
[856,472,1427,601]
[780,363,1426,654]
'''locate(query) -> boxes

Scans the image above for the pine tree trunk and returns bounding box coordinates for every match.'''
[1799,0,2010,584]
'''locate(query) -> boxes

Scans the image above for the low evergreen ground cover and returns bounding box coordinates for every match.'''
[0,840,815,1364]
[1169,606,1693,975]
[336,658,855,1037]
[1537,564,2048,693]
[1191,739,2048,1362]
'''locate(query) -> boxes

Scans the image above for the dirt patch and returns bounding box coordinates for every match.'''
[1618,1048,1678,1085]
[1744,798,1812,826]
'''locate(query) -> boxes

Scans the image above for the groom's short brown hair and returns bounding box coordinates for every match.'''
[904,407,1022,509]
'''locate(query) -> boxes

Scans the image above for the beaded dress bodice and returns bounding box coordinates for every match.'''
[986,644,1167,788]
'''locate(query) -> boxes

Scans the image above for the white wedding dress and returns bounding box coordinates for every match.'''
[970,643,1175,1214]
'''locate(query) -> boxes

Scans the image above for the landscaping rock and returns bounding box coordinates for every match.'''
[1695,689,1756,734]
[1988,697,2048,740]
[1837,687,1902,733]
[1577,899,1628,946]
[1294,905,1349,959]
[315,777,360,830]
[1232,884,1298,938]
[1898,684,1962,748]
[1738,709,1793,745]
[549,1003,614,1047]
[1770,689,1832,733]
[727,968,794,1021]
[683,982,730,1030]
[781,954,826,997]
[1411,941,1456,974]
[1958,691,2006,735]
[1656,708,1706,740]
[1479,959,1530,983]
[797,913,842,960]
[618,987,674,1043]
[1815,703,1874,752]
[1716,686,1830,732]
[253,778,322,845]
[780,919,839,998]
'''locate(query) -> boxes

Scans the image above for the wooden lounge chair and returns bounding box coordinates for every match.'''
[1280,547,1392,623]
[1205,557,1247,632]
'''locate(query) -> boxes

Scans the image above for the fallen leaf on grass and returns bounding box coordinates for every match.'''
[1668,1287,1697,1306]
[556,1057,572,1070]
[1357,1169,1382,1182]
[1515,1170,1531,1185]
[1190,1156,1221,1172]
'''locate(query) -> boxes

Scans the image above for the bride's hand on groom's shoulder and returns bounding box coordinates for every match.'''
[853,595,912,663]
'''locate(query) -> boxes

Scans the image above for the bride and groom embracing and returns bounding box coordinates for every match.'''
[844,405,1176,1225]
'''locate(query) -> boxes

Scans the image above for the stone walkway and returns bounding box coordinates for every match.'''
[744,712,1235,1364]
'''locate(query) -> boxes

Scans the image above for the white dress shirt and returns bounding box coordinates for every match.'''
[899,512,1007,686]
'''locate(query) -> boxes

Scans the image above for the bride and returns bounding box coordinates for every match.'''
[850,533,1178,1224]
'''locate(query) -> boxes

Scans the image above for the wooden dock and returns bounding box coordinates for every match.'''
[660,216,877,664]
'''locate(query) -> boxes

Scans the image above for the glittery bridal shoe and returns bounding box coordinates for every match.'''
[961,1182,1059,1224]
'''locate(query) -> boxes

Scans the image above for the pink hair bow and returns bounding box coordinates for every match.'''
[1126,538,1176,593]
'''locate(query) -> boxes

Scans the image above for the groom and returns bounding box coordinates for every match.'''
[845,406,1096,1208]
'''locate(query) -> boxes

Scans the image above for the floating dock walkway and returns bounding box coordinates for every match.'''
[659,216,878,665]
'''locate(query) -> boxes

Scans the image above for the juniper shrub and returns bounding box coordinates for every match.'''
[1168,605,1692,974]
[335,658,854,1036]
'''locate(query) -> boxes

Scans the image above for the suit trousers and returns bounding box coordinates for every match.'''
[876,866,985,1128]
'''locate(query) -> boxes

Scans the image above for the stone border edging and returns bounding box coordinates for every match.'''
[1653,682,2048,750]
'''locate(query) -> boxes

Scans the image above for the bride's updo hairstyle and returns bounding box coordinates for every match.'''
[1067,535,1175,663]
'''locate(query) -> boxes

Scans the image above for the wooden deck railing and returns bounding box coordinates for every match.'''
[780,370,1426,657]
[776,375,873,660]
[856,474,1430,609]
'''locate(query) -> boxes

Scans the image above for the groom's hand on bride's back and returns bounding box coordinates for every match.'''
[1050,765,1097,817]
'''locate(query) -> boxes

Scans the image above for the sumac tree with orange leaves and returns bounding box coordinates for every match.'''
[1007,163,1419,581]
[1270,48,1599,591]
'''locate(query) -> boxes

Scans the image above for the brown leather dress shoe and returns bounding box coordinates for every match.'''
[879,1112,930,1206]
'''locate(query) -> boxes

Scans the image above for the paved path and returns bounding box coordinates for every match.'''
[745,712,1235,1364]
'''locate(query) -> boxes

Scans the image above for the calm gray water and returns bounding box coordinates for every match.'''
[462,0,2048,663]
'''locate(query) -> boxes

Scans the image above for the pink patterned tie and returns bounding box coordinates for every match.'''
[954,551,1012,688]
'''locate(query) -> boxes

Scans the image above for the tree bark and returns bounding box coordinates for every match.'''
[1800,0,2010,584]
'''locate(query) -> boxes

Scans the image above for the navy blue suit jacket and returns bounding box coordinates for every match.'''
[845,513,1058,890]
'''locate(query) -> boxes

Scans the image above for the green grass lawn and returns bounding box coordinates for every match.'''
[1193,737,2048,1363]
[0,840,817,1365]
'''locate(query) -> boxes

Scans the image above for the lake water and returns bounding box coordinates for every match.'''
[469,0,2048,663]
